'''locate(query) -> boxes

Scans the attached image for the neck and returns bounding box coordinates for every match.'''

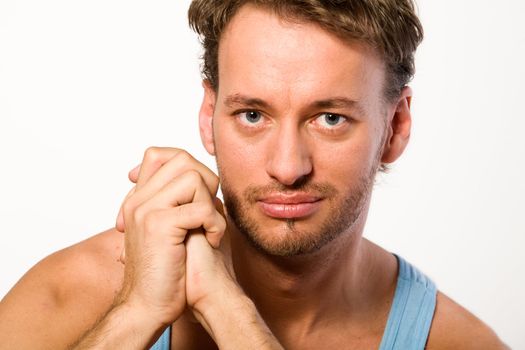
[228,203,397,339]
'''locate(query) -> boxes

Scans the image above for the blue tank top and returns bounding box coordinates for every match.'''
[150,254,437,350]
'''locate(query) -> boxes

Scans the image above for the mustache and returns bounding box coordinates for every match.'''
[243,181,338,203]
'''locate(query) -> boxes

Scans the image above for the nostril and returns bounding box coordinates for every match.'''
[266,131,313,185]
[267,161,313,187]
[290,175,311,189]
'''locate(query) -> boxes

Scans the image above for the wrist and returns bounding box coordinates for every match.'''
[115,286,183,329]
[195,287,283,350]
[115,297,167,332]
[198,284,254,325]
[192,273,245,316]
[72,300,167,350]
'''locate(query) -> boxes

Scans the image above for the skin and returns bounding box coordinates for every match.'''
[200,6,400,347]
[0,4,508,350]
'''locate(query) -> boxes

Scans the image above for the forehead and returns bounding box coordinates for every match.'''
[217,4,386,110]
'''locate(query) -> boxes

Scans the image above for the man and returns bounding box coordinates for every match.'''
[0,0,508,349]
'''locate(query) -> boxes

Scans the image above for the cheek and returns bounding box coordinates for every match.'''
[314,151,365,193]
[313,128,378,178]
[214,121,266,182]
[214,114,381,187]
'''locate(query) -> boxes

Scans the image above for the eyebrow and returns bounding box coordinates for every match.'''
[223,93,365,116]
[224,94,271,110]
[312,97,363,114]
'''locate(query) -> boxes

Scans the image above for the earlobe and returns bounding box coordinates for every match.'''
[380,86,413,164]
[199,80,216,155]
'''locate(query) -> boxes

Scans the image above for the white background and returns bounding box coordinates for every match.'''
[1,0,524,348]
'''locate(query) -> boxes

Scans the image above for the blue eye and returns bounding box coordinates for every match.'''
[317,113,346,127]
[239,110,263,125]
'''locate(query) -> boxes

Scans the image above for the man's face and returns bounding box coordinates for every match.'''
[206,5,391,256]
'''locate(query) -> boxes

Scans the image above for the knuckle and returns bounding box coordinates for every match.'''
[122,198,137,218]
[201,202,216,218]
[175,204,191,219]
[208,214,226,238]
[174,149,192,164]
[195,203,219,229]
[218,215,226,232]
[184,169,203,185]
[132,205,148,224]
[187,203,203,217]
[210,175,220,194]
[214,212,227,233]
[143,211,160,233]
[187,202,208,220]
[143,146,162,164]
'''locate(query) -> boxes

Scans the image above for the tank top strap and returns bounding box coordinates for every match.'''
[149,255,436,350]
[149,325,171,350]
[378,254,437,350]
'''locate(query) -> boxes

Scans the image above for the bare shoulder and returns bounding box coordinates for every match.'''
[426,291,509,350]
[0,228,124,349]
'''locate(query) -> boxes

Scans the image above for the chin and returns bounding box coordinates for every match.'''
[220,165,376,258]
[227,206,359,257]
[249,230,344,257]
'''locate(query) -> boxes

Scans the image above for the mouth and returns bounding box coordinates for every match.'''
[257,193,323,219]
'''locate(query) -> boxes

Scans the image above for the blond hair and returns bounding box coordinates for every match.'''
[188,0,424,103]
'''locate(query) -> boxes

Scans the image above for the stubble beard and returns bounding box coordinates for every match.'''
[218,162,378,257]
[213,101,388,257]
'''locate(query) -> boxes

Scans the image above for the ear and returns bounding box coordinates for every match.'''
[380,86,413,164]
[199,80,217,155]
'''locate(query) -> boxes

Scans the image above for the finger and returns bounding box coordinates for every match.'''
[131,150,219,209]
[149,170,225,247]
[212,197,232,255]
[136,147,186,189]
[119,247,126,264]
[128,164,141,183]
[142,148,218,194]
[139,204,225,248]
[116,186,136,232]
[130,171,225,248]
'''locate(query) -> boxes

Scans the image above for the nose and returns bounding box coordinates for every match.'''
[265,123,313,186]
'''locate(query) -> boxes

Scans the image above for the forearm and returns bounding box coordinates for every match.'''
[197,286,283,350]
[213,295,283,350]
[69,301,165,350]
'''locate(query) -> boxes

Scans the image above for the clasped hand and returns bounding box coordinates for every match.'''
[113,147,237,332]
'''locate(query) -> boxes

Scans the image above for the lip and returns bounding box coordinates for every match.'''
[258,193,321,204]
[257,193,322,219]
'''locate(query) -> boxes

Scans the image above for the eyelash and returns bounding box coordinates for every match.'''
[315,113,348,129]
[232,109,351,132]
[236,110,264,126]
